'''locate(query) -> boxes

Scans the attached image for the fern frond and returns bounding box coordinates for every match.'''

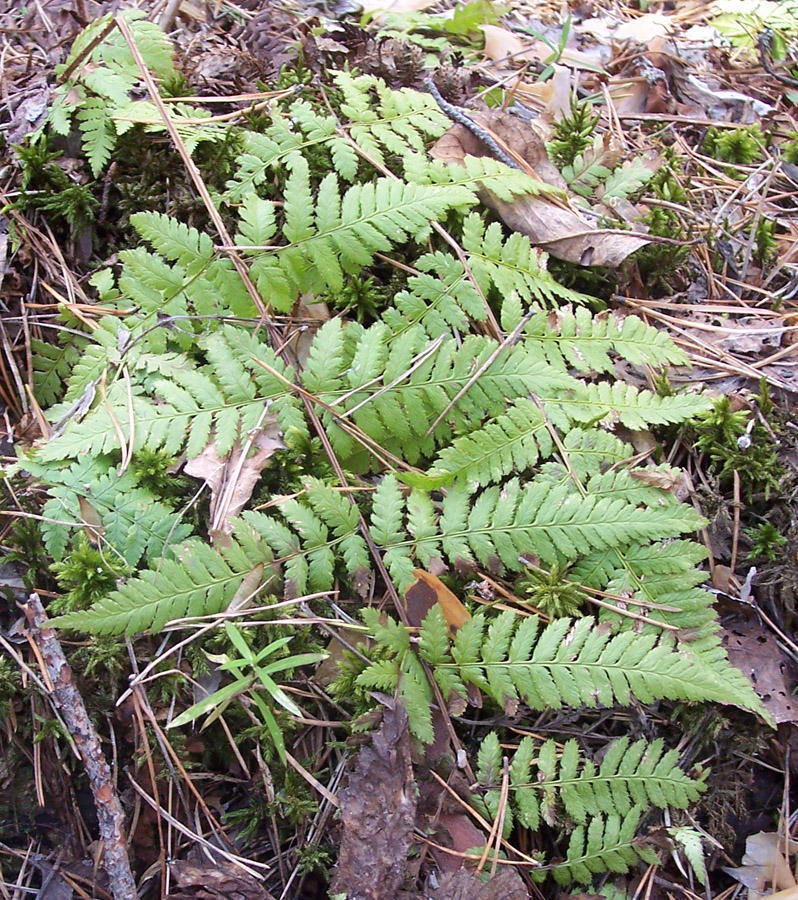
[336,72,449,168]
[130,212,215,272]
[245,159,474,310]
[32,334,85,407]
[381,251,487,338]
[401,398,554,490]
[540,428,632,483]
[242,480,370,598]
[559,381,710,430]
[48,534,272,635]
[77,98,116,177]
[31,456,192,565]
[310,323,574,468]
[227,74,448,199]
[525,305,689,372]
[477,734,707,832]
[461,214,587,310]
[113,101,227,154]
[549,808,660,885]
[362,608,768,738]
[94,10,175,80]
[37,326,304,462]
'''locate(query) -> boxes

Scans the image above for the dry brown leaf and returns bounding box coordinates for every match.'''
[723,832,798,898]
[184,420,285,534]
[168,859,276,900]
[430,112,650,266]
[358,0,438,11]
[430,109,566,191]
[330,704,416,900]
[722,618,798,725]
[480,24,604,70]
[614,13,675,43]
[405,569,472,632]
[630,465,692,501]
[480,24,529,64]
[78,496,105,545]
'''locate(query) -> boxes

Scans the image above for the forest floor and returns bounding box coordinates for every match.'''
[3,1,798,899]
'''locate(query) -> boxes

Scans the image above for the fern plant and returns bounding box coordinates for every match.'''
[18,17,772,895]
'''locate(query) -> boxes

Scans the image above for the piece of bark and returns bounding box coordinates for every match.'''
[168,860,275,900]
[330,704,417,900]
[22,594,137,900]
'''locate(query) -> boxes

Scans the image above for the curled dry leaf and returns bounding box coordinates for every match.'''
[184,418,285,535]
[722,831,798,899]
[430,111,651,266]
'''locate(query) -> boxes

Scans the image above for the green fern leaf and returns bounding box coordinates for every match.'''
[461,214,587,309]
[131,211,215,272]
[551,808,660,885]
[382,252,486,338]
[32,335,84,407]
[36,457,191,565]
[48,537,271,635]
[397,610,768,723]
[560,382,710,430]
[234,193,278,246]
[370,475,415,589]
[404,398,554,489]
[489,734,707,831]
[77,98,116,176]
[525,305,689,372]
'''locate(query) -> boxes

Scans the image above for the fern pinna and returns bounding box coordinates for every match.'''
[21,27,769,892]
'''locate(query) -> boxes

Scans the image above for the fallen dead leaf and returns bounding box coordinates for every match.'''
[630,465,693,501]
[430,112,651,266]
[358,0,439,11]
[184,420,285,535]
[722,618,798,725]
[480,24,605,71]
[405,569,472,632]
[480,24,528,65]
[722,831,798,899]
[614,13,675,43]
[330,704,416,900]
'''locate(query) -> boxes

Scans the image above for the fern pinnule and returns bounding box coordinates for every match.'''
[35,457,192,566]
[559,381,710,430]
[131,212,215,271]
[381,252,487,338]
[401,397,554,489]
[460,214,587,311]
